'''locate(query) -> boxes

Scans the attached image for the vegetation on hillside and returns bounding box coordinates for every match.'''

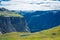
[0,11,23,17]
[0,25,60,40]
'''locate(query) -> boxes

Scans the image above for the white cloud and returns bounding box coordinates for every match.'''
[0,1,60,11]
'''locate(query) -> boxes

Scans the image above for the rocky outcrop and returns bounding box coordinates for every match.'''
[0,8,30,34]
[0,17,29,34]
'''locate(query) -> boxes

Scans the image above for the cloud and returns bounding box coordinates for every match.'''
[0,0,60,11]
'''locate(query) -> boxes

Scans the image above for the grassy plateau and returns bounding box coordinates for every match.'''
[0,25,60,40]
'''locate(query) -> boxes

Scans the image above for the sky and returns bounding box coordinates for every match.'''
[0,0,60,11]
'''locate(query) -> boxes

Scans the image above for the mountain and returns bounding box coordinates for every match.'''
[0,25,60,40]
[0,8,30,34]
[18,10,60,32]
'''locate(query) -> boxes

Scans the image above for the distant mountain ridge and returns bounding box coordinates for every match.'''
[17,10,60,32]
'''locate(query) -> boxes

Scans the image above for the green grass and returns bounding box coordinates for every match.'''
[0,25,60,40]
[0,11,23,17]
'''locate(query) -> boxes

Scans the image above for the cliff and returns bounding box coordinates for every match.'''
[0,8,29,34]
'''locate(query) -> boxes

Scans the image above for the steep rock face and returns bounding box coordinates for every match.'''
[0,8,30,34]
[10,17,29,32]
[0,17,29,34]
[0,17,16,34]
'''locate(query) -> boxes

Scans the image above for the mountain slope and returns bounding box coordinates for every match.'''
[0,8,29,34]
[19,10,60,32]
[0,25,60,40]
